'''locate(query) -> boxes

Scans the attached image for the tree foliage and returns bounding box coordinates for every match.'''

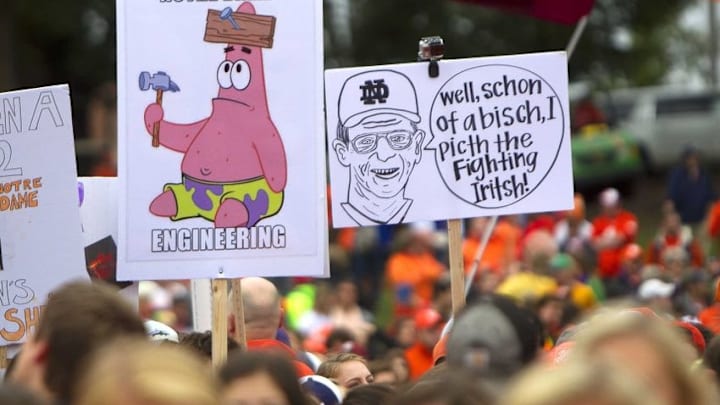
[325,0,700,88]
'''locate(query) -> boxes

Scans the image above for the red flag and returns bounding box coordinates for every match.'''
[456,0,594,25]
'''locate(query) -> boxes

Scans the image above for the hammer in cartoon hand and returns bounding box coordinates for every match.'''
[138,71,180,147]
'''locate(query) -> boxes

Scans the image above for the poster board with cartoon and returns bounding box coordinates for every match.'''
[0,85,87,346]
[117,0,327,280]
[325,52,573,227]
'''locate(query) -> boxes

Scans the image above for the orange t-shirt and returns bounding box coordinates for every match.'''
[405,342,434,380]
[463,220,520,275]
[387,251,444,306]
[592,211,637,278]
[699,305,720,335]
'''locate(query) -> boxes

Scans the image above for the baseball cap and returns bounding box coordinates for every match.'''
[637,278,675,301]
[337,70,421,128]
[415,307,443,330]
[299,375,343,405]
[445,296,542,381]
[144,320,179,343]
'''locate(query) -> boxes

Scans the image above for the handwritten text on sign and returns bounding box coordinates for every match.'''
[429,65,565,208]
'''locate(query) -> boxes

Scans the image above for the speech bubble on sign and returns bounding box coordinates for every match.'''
[428,64,565,209]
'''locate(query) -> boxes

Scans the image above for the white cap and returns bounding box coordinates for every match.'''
[599,187,620,208]
[338,70,421,128]
[144,320,179,343]
[638,279,675,301]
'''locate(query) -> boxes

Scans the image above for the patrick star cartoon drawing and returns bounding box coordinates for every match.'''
[143,2,286,228]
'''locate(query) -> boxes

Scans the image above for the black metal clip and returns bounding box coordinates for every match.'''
[418,36,445,78]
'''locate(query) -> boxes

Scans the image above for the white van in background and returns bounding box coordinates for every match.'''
[597,87,720,170]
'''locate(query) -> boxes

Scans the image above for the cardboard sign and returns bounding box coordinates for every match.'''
[0,85,87,345]
[117,0,327,280]
[78,177,139,306]
[325,52,573,227]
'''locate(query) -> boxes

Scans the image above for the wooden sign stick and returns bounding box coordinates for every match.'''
[0,346,7,371]
[211,279,228,369]
[231,278,247,351]
[448,219,466,316]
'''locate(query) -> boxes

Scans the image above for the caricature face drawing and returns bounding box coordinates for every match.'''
[332,70,425,225]
[336,114,424,199]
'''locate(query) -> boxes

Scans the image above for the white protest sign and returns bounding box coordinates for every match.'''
[325,52,573,227]
[0,85,87,345]
[117,0,327,280]
[78,177,138,307]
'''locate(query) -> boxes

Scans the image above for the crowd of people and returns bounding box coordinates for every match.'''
[2,147,720,404]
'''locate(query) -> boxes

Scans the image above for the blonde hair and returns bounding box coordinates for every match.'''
[317,353,367,379]
[569,312,716,405]
[74,338,219,405]
[502,362,658,405]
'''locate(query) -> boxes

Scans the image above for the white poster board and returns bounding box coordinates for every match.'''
[117,0,327,280]
[325,52,573,227]
[78,177,139,307]
[0,84,87,345]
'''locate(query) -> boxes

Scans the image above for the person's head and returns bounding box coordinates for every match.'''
[414,307,444,349]
[663,212,683,235]
[570,311,717,405]
[237,277,282,340]
[334,71,424,202]
[325,328,356,354]
[335,279,358,309]
[637,278,676,314]
[599,188,621,216]
[662,247,689,280]
[74,338,218,405]
[0,385,46,405]
[391,317,416,348]
[384,348,410,384]
[565,193,587,225]
[10,281,146,403]
[317,353,374,390]
[549,253,579,285]
[392,369,493,405]
[368,359,399,386]
[220,351,310,405]
[433,274,453,318]
[522,231,558,274]
[682,146,701,171]
[467,217,490,238]
[445,295,543,387]
[621,244,644,273]
[536,295,565,332]
[314,282,337,314]
[501,361,660,405]
[179,331,239,363]
[343,384,396,405]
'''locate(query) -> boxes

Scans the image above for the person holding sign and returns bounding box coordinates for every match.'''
[332,70,426,226]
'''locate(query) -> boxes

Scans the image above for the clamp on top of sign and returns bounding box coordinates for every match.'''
[418,36,445,78]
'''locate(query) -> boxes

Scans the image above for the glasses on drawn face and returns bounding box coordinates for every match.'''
[350,130,414,154]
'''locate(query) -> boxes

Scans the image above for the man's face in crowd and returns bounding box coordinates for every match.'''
[335,114,424,199]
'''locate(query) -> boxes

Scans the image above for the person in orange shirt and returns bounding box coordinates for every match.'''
[387,223,445,316]
[647,212,704,268]
[462,216,520,277]
[404,308,444,380]
[591,188,638,296]
[699,279,720,335]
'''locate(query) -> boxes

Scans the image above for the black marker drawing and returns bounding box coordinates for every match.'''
[332,70,426,226]
[0,237,4,271]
